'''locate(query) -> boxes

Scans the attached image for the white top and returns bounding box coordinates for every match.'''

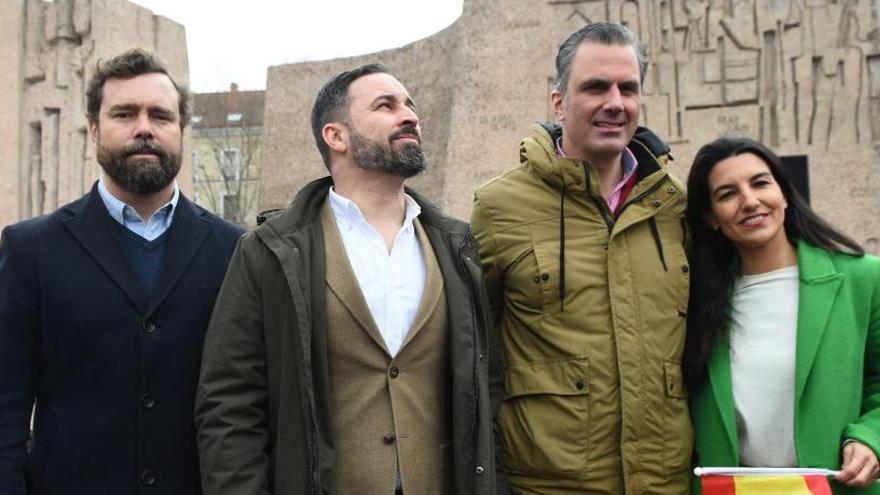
[328,187,425,357]
[730,265,800,467]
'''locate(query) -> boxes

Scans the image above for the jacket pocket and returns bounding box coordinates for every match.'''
[498,356,590,477]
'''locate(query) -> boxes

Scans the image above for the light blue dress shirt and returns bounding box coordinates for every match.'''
[97,177,179,241]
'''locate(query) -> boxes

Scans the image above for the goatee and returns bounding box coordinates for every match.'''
[97,138,181,194]
[350,126,426,178]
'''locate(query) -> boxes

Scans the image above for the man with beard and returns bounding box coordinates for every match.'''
[195,64,506,495]
[0,50,244,495]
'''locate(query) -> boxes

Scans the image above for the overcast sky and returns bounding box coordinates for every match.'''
[129,1,464,93]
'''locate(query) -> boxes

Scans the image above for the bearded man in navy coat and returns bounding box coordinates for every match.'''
[0,49,244,494]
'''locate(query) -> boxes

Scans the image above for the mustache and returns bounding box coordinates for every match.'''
[120,139,170,159]
[390,125,420,144]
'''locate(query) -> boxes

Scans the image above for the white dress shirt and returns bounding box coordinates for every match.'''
[328,188,426,357]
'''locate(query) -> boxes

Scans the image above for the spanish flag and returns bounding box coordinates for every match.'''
[696,468,833,495]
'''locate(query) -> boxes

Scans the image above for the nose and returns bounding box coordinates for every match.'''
[741,188,760,209]
[399,105,419,128]
[603,85,624,112]
[133,112,155,139]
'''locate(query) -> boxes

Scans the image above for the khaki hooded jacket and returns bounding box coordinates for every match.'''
[471,124,692,494]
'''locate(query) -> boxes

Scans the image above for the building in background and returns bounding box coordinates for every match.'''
[0,0,189,229]
[191,84,264,228]
[259,0,880,253]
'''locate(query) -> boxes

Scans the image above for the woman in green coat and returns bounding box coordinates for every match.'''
[684,135,880,494]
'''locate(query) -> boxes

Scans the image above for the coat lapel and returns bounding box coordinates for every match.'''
[321,203,389,354]
[146,194,210,316]
[398,218,443,351]
[707,331,739,460]
[795,242,843,406]
[62,185,150,315]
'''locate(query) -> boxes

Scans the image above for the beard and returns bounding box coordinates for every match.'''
[96,138,182,194]
[349,126,426,178]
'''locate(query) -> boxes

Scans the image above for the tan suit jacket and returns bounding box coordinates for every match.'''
[321,203,453,494]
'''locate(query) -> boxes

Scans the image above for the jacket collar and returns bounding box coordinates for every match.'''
[794,242,844,408]
[522,123,671,193]
[256,176,469,251]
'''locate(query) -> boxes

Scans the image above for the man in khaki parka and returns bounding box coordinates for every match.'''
[471,22,692,494]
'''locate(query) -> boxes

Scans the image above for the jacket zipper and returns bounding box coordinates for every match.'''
[581,163,671,233]
[456,233,481,482]
[289,244,321,495]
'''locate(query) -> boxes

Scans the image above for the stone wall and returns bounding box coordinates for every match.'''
[1,0,189,229]
[261,0,880,251]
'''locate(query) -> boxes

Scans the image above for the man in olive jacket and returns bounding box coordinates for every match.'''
[195,64,506,494]
[471,23,692,493]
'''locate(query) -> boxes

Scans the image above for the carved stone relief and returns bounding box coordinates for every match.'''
[545,0,880,149]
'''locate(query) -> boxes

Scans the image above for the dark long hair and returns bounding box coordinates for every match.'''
[683,136,863,387]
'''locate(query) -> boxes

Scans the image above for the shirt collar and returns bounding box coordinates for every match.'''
[97,176,179,228]
[328,187,421,233]
[555,135,639,176]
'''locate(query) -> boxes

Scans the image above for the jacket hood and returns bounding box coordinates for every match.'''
[521,123,672,189]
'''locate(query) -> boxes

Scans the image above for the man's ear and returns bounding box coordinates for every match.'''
[550,90,565,123]
[88,120,98,144]
[322,123,347,154]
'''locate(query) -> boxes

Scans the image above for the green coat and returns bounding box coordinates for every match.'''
[690,242,880,494]
[195,177,507,494]
[471,124,692,494]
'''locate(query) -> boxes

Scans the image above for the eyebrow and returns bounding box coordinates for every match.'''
[578,78,640,92]
[371,94,416,110]
[711,171,773,196]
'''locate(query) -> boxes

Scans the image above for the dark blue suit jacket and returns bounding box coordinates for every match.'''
[0,183,244,494]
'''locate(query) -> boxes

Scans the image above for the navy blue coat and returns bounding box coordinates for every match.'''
[0,184,243,494]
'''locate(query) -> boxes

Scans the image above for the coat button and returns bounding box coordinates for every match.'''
[476,466,485,475]
[540,273,550,281]
[142,321,156,334]
[140,393,155,409]
[533,275,540,284]
[651,199,661,207]
[602,243,609,250]
[383,434,396,445]
[681,265,689,273]
[668,186,677,194]
[575,381,585,390]
[389,367,400,378]
[141,469,155,486]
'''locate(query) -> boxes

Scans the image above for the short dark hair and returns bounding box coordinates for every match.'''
[683,135,863,387]
[86,49,191,130]
[310,63,389,168]
[554,22,648,95]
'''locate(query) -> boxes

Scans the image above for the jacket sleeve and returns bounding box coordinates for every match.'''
[469,200,510,494]
[843,261,880,456]
[470,191,504,325]
[195,234,271,495]
[0,226,39,495]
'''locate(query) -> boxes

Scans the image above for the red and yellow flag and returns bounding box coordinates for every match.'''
[701,474,832,495]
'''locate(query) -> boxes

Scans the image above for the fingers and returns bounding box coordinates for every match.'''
[835,442,880,488]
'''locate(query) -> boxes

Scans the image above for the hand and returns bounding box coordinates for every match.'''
[835,441,880,488]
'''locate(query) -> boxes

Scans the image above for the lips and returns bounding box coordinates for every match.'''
[390,125,421,144]
[739,214,767,226]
